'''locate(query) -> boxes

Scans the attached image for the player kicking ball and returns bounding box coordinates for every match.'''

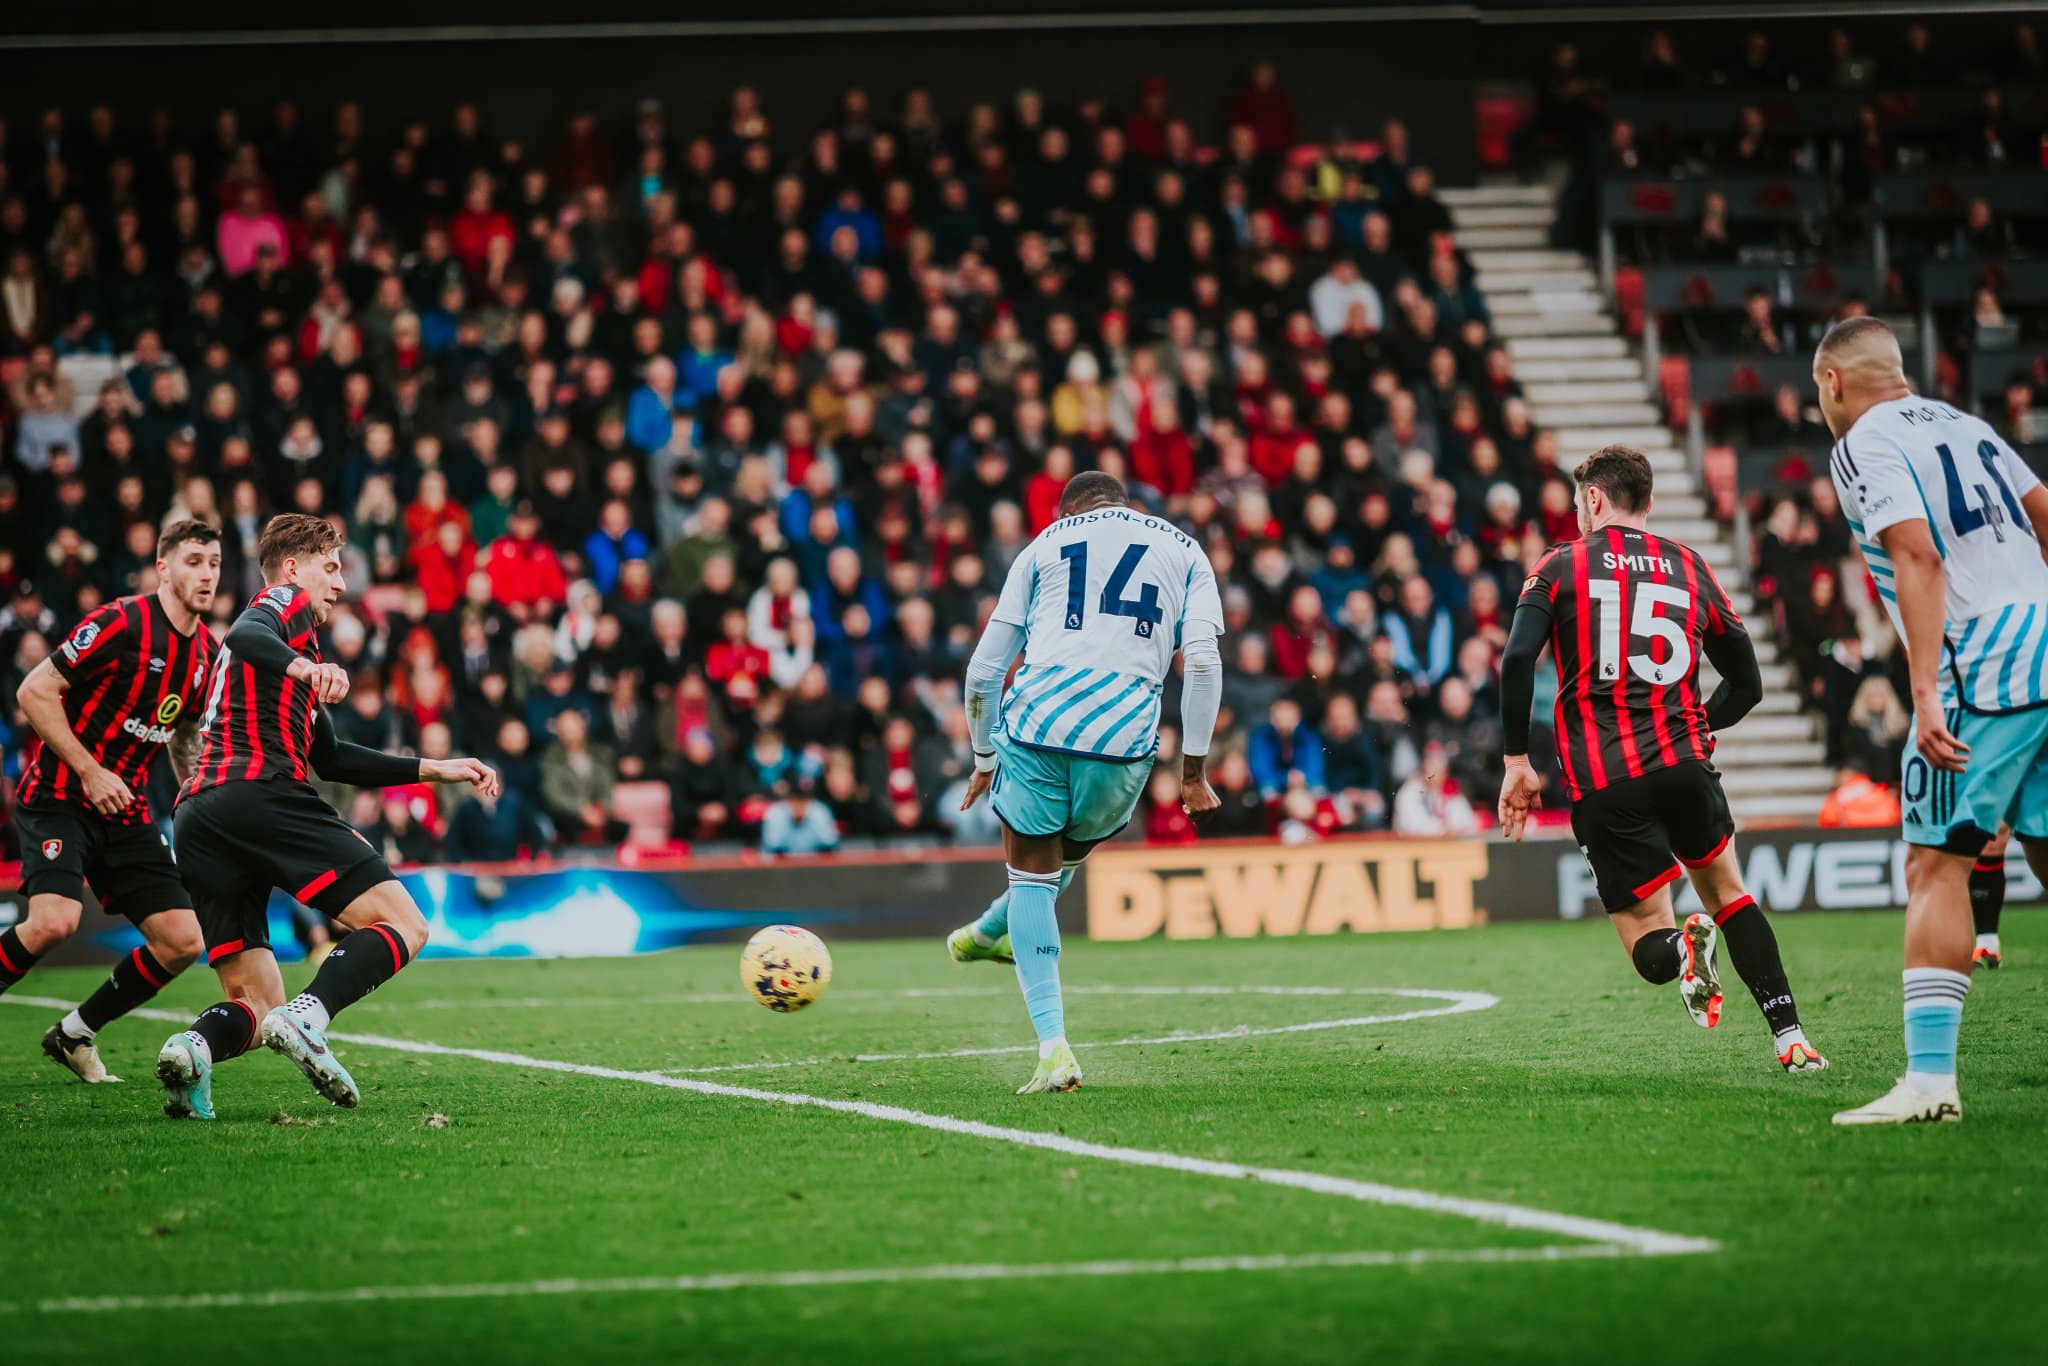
[2,522,219,1082]
[1812,318,2048,1125]
[1498,445,1827,1074]
[155,515,499,1120]
[951,473,1224,1093]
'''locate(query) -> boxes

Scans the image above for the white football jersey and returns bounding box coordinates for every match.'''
[1831,396,2048,712]
[990,506,1225,760]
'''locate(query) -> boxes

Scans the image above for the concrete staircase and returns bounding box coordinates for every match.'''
[1443,184,1830,824]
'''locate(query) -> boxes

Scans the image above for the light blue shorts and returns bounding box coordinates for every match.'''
[989,730,1152,844]
[1902,704,2048,850]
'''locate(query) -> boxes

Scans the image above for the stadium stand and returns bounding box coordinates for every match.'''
[0,68,1551,862]
[1538,18,2048,820]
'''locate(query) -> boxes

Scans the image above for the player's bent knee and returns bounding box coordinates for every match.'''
[148,917,206,972]
[22,895,83,949]
[344,881,429,957]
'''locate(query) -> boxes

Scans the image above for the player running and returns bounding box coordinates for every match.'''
[1813,317,2048,1126]
[1498,445,1828,1074]
[2,522,219,1082]
[951,472,1224,1093]
[155,514,500,1120]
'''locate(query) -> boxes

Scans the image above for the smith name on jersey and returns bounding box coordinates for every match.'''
[990,506,1225,762]
[1830,397,2048,713]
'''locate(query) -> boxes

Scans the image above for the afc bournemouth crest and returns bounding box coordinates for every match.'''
[41,839,62,860]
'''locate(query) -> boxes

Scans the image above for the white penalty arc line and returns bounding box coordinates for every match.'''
[0,992,1719,1262]
[660,989,1499,1075]
[2,1243,1651,1316]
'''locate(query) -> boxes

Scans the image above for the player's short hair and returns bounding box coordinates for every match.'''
[257,513,345,578]
[1813,314,1898,366]
[1059,471,1129,516]
[1572,445,1654,513]
[156,519,221,560]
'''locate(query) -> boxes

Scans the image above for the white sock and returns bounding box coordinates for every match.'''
[1039,1035,1067,1061]
[286,992,331,1031]
[182,1030,213,1065]
[61,1009,93,1040]
[1772,1025,1807,1051]
[1976,933,2001,954]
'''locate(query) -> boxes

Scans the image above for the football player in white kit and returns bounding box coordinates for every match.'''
[1814,317,2048,1125]
[953,472,1225,1093]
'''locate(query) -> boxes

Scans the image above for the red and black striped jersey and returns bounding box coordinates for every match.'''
[181,584,322,798]
[1516,527,1741,802]
[16,594,216,826]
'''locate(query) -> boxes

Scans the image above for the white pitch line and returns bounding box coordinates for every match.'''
[0,992,1718,1259]
[358,983,1417,1012]
[660,990,1498,1075]
[4,1243,1644,1316]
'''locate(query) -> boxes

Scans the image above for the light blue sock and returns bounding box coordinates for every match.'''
[973,862,1078,941]
[1006,866,1066,1045]
[1902,966,1969,1090]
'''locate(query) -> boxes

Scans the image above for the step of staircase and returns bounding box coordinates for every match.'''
[1486,291,1607,317]
[1457,226,1551,250]
[1491,311,1619,338]
[1703,657,1790,690]
[1730,792,1827,821]
[1511,357,1642,382]
[1717,766,1838,799]
[1475,268,1601,295]
[1527,401,1663,427]
[1715,739,1828,768]
[1550,425,1679,453]
[1440,184,1558,208]
[1503,335,1630,361]
[1469,247,1584,272]
[1448,205,1559,230]
[1647,517,1723,544]
[1521,380,1653,406]
[1724,712,1822,742]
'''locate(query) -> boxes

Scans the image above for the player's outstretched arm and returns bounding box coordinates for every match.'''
[959,618,1026,811]
[1877,517,1968,773]
[16,658,132,816]
[1178,633,1223,823]
[1700,618,1763,732]
[224,607,349,703]
[306,707,428,790]
[422,755,503,798]
[1496,601,1549,842]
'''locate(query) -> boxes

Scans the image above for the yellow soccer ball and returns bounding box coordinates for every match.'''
[740,925,833,1012]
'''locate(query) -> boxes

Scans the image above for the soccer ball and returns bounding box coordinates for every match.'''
[740,925,833,1012]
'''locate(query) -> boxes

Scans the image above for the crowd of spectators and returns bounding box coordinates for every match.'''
[0,65,1573,863]
[1522,21,2048,819]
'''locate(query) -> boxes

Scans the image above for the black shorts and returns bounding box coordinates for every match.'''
[1569,760,1736,915]
[16,803,191,922]
[173,779,396,963]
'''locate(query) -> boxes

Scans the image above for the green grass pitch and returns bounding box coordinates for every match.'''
[3,908,2046,1364]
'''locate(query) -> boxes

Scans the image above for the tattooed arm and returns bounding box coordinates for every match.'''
[168,717,205,787]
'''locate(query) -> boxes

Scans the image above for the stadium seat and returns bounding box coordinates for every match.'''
[612,782,673,851]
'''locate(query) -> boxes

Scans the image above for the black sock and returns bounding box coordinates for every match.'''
[189,1000,260,1062]
[1631,929,1683,984]
[298,923,412,1020]
[0,926,38,992]
[1715,897,1801,1037]
[76,947,175,1033]
[1971,858,2006,937]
